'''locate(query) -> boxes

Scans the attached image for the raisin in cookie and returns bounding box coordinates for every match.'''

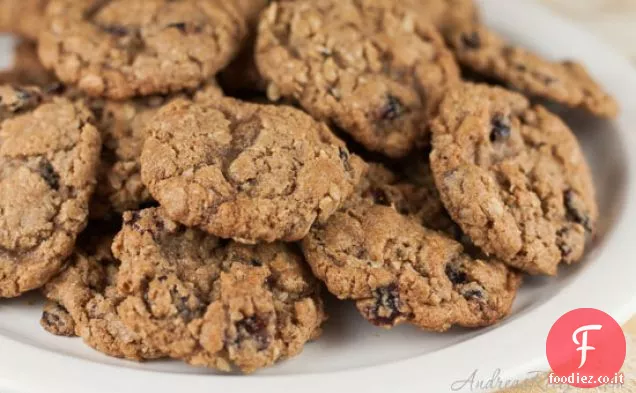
[445,24,618,118]
[0,86,101,297]
[113,208,326,373]
[301,197,520,331]
[0,41,58,88]
[42,231,164,360]
[0,0,48,40]
[430,83,598,275]
[256,0,460,158]
[140,96,365,243]
[38,0,246,99]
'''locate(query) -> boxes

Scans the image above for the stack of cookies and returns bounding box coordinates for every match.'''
[0,0,615,373]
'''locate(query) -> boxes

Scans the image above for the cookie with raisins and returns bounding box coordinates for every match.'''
[113,208,326,373]
[256,0,460,158]
[301,196,520,331]
[41,232,164,360]
[0,85,101,297]
[445,24,618,118]
[38,0,246,99]
[430,83,598,275]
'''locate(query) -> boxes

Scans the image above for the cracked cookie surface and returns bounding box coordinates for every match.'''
[255,0,460,158]
[38,0,246,99]
[301,197,520,331]
[141,96,365,243]
[430,83,598,275]
[0,85,101,297]
[112,208,326,373]
[41,230,164,360]
[445,24,618,118]
[88,84,222,219]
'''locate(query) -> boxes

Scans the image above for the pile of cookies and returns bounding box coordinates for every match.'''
[0,0,615,373]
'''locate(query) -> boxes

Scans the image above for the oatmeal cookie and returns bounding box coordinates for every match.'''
[140,96,365,243]
[41,231,164,360]
[113,208,326,373]
[301,198,521,331]
[38,0,246,99]
[89,82,223,218]
[445,24,618,118]
[255,0,460,157]
[430,83,598,275]
[0,85,100,297]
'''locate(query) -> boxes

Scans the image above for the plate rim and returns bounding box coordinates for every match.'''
[1,0,636,392]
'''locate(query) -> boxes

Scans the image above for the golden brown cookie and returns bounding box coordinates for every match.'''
[430,83,598,275]
[302,197,521,331]
[113,208,326,373]
[0,85,101,297]
[38,0,246,99]
[41,231,165,360]
[140,96,365,243]
[88,82,223,219]
[255,0,460,158]
[445,24,618,118]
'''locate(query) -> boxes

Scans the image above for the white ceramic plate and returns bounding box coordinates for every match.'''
[1,1,636,392]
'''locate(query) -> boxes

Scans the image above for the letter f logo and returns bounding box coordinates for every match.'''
[572,324,603,369]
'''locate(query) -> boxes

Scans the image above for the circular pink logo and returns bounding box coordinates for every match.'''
[546,308,626,388]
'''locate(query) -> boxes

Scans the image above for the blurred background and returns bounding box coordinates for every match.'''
[540,0,636,63]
